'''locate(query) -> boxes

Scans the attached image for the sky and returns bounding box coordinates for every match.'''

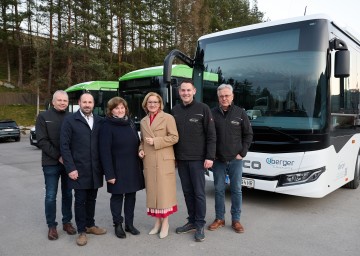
[254,0,359,36]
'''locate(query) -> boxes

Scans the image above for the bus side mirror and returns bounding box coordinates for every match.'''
[335,50,350,78]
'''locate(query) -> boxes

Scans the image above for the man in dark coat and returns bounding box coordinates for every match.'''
[60,93,106,246]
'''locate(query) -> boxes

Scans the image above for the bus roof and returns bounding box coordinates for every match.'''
[119,65,191,81]
[199,13,360,44]
[65,81,118,93]
[119,64,218,82]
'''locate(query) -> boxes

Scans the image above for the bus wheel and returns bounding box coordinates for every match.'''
[345,154,360,189]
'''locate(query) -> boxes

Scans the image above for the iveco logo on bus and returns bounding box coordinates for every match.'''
[243,160,261,169]
[266,157,295,168]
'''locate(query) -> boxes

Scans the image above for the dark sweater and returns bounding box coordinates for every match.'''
[172,100,216,161]
[36,107,71,166]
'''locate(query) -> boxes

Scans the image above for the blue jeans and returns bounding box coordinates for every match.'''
[43,164,73,228]
[177,160,206,229]
[212,159,243,221]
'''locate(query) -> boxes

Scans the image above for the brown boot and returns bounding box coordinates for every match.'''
[231,221,244,233]
[48,227,58,240]
[63,223,77,235]
[76,233,87,246]
[86,226,107,235]
[208,219,225,231]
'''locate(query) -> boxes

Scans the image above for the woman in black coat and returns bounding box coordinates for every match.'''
[99,97,145,239]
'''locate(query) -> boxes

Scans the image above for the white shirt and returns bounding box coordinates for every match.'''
[80,111,94,130]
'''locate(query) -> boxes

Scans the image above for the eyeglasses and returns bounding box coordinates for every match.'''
[218,95,232,99]
[147,101,159,105]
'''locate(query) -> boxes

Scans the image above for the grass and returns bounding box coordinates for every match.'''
[0,105,41,127]
[0,86,43,127]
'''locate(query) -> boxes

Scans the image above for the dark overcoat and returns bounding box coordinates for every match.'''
[99,117,145,194]
[60,110,104,189]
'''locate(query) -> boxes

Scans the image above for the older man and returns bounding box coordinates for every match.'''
[208,84,253,234]
[36,90,76,240]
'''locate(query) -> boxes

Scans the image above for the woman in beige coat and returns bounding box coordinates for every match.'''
[138,92,179,239]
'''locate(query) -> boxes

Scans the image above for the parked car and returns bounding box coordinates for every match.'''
[29,126,38,147]
[0,119,21,142]
[246,109,262,120]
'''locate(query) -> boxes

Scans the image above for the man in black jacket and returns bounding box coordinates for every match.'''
[61,93,106,246]
[172,79,216,242]
[208,84,253,234]
[36,90,76,240]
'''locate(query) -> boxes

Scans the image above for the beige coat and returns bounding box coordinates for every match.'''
[139,111,179,209]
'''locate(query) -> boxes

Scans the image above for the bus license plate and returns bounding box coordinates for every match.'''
[242,178,255,188]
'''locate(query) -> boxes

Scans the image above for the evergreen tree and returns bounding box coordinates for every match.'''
[0,0,265,93]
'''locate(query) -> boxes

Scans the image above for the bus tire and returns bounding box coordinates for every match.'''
[345,154,360,189]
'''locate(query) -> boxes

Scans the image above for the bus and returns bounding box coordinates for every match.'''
[65,81,118,116]
[118,64,218,129]
[163,14,360,198]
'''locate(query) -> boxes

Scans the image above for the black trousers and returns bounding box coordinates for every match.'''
[110,192,136,226]
[74,188,98,233]
[177,160,206,229]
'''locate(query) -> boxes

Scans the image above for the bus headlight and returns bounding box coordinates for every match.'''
[277,167,325,187]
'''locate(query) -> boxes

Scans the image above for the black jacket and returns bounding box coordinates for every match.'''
[172,100,216,161]
[60,110,104,189]
[212,104,253,162]
[36,107,71,166]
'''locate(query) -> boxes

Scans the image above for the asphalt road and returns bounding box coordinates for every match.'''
[0,134,359,256]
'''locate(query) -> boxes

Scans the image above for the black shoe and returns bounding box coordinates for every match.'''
[194,227,205,242]
[175,222,196,234]
[114,223,126,238]
[125,224,140,235]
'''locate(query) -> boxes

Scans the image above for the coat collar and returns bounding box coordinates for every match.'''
[74,110,101,128]
[142,111,165,136]
[218,102,234,115]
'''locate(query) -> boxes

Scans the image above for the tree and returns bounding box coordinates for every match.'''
[14,1,24,88]
[175,0,210,56]
[0,0,12,82]
[208,0,263,32]
[0,0,265,96]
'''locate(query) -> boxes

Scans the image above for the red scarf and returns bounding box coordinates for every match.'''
[149,112,159,125]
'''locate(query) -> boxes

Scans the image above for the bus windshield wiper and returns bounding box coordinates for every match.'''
[255,126,300,143]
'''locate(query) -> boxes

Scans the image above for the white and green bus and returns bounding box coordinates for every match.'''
[164,14,360,198]
[118,64,218,129]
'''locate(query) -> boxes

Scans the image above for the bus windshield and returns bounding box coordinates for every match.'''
[199,19,329,130]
